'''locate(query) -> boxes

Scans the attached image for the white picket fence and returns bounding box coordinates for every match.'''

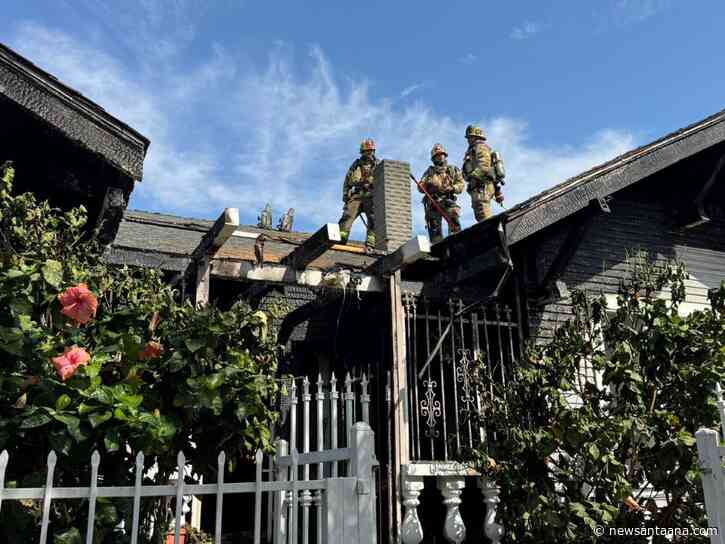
[696,384,725,544]
[0,421,377,544]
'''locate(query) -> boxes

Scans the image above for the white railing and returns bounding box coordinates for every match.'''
[399,462,503,544]
[0,422,377,544]
[696,384,725,544]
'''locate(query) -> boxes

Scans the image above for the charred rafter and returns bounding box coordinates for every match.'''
[534,197,611,305]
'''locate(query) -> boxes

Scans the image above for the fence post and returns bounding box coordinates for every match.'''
[274,440,290,544]
[351,422,377,544]
[696,428,725,544]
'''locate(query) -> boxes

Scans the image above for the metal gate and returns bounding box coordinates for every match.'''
[403,294,523,461]
[0,421,377,544]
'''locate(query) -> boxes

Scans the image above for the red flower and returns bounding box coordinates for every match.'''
[139,341,164,360]
[52,346,91,381]
[58,283,98,325]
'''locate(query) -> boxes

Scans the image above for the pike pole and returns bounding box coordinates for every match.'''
[409,173,454,228]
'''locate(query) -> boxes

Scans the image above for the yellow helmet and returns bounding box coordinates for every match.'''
[465,125,486,140]
[430,143,447,159]
[360,139,376,153]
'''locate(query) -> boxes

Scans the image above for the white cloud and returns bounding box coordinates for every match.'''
[458,53,477,65]
[613,0,670,22]
[510,21,545,40]
[9,21,637,241]
[400,83,425,98]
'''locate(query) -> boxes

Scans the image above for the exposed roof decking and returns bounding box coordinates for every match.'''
[112,210,378,272]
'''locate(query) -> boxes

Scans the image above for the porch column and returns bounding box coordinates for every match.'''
[389,270,410,539]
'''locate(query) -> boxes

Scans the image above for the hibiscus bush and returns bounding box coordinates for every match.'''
[0,162,282,542]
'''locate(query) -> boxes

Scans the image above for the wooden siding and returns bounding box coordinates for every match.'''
[525,196,725,344]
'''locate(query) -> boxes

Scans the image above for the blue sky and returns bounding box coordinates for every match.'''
[4,1,725,237]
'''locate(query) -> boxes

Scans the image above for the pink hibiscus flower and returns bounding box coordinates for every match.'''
[51,346,91,381]
[58,283,98,325]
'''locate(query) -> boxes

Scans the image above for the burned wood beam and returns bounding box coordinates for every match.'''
[195,208,241,258]
[169,208,239,295]
[280,223,341,269]
[678,153,725,229]
[211,260,384,292]
[430,221,511,287]
[367,235,430,277]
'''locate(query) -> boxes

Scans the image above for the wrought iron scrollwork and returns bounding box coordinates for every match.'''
[456,349,476,419]
[420,380,441,438]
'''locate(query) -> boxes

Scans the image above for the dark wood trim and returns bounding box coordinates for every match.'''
[280,223,341,269]
[366,235,430,277]
[534,198,611,304]
[506,118,725,245]
[678,153,725,229]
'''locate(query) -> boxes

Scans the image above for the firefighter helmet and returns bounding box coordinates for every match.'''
[465,125,486,140]
[430,143,448,159]
[360,139,376,153]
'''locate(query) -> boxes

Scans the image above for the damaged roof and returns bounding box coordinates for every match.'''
[434,106,725,260]
[110,210,377,273]
[0,42,150,180]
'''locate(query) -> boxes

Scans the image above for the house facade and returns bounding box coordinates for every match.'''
[3,39,725,542]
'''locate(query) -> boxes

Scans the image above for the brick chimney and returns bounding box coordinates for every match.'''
[373,160,412,253]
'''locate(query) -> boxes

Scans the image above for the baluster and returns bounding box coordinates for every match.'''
[410,295,421,460]
[360,373,371,424]
[85,451,100,544]
[716,383,725,439]
[254,450,263,544]
[215,452,225,544]
[479,478,504,544]
[471,311,487,446]
[0,450,10,512]
[174,451,186,544]
[301,377,312,544]
[438,477,466,544]
[330,374,339,477]
[39,451,57,544]
[449,300,461,455]
[290,380,298,480]
[437,308,448,461]
[400,472,424,544]
[274,440,289,544]
[0,450,8,513]
[290,449,299,544]
[344,373,354,475]
[315,374,325,544]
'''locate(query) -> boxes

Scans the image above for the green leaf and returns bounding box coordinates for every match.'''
[55,394,72,411]
[88,411,112,428]
[588,443,600,460]
[5,268,25,279]
[19,412,52,429]
[676,430,696,447]
[54,527,81,544]
[41,259,63,288]
[17,314,34,332]
[104,429,121,452]
[78,402,96,416]
[185,337,206,353]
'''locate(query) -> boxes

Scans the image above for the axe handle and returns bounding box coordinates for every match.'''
[409,173,454,228]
